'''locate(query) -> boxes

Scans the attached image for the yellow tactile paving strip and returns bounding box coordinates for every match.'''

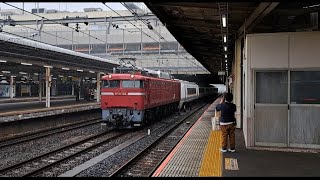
[153,101,223,177]
[199,130,222,177]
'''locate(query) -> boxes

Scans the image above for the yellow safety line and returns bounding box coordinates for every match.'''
[199,130,222,177]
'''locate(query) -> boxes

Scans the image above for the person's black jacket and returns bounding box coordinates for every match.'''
[216,102,236,124]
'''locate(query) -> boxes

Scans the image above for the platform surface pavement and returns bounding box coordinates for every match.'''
[0,95,75,103]
[223,129,320,177]
[152,99,320,177]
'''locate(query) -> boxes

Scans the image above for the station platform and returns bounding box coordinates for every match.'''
[0,95,75,103]
[0,96,101,139]
[0,97,100,123]
[152,98,320,177]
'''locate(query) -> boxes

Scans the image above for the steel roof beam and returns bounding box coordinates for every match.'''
[237,2,279,39]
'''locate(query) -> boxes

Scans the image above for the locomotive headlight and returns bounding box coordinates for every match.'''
[108,74,112,78]
[130,74,134,78]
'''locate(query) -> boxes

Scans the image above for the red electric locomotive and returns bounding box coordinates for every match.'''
[101,66,180,129]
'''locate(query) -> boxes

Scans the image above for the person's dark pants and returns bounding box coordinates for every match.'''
[76,93,79,101]
[220,124,235,150]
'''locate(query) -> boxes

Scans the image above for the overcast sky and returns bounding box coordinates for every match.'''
[0,2,127,12]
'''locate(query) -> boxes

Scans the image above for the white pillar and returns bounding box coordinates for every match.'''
[234,38,242,128]
[39,74,42,102]
[9,76,13,99]
[45,67,51,108]
[96,73,101,102]
[72,83,74,96]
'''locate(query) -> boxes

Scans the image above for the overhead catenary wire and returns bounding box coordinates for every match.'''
[2,2,107,44]
[2,2,207,72]
[16,24,79,44]
[102,3,159,43]
[120,2,208,72]
[119,2,208,72]
[102,3,198,69]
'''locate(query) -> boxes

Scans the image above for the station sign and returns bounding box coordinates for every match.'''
[218,71,225,75]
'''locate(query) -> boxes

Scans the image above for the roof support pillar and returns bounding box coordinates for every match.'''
[96,72,101,103]
[9,75,14,99]
[233,38,242,129]
[45,67,51,108]
[39,73,42,102]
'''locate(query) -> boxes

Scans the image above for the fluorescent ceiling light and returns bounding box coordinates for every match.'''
[62,67,70,70]
[0,75,3,76]
[21,62,32,66]
[303,4,320,8]
[222,14,226,27]
[44,65,53,68]
[223,34,227,43]
[89,71,95,73]
[58,75,64,77]
[0,60,7,63]
[2,71,10,74]
[68,76,72,77]
[225,54,227,58]
[77,69,83,72]
[19,72,27,74]
[225,60,227,63]
[34,73,39,75]
[224,46,227,51]
[11,75,16,77]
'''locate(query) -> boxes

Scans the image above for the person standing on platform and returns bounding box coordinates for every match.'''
[216,92,237,153]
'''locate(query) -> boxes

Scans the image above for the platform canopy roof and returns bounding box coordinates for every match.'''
[146,2,320,74]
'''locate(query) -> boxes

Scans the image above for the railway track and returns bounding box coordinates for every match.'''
[0,129,126,177]
[108,102,208,177]
[0,99,215,177]
[0,118,102,149]
[72,101,210,177]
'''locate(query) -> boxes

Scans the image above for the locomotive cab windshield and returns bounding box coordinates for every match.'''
[102,80,120,88]
[102,79,144,88]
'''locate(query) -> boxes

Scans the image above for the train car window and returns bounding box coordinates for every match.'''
[102,80,120,88]
[187,88,197,95]
[122,80,144,88]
